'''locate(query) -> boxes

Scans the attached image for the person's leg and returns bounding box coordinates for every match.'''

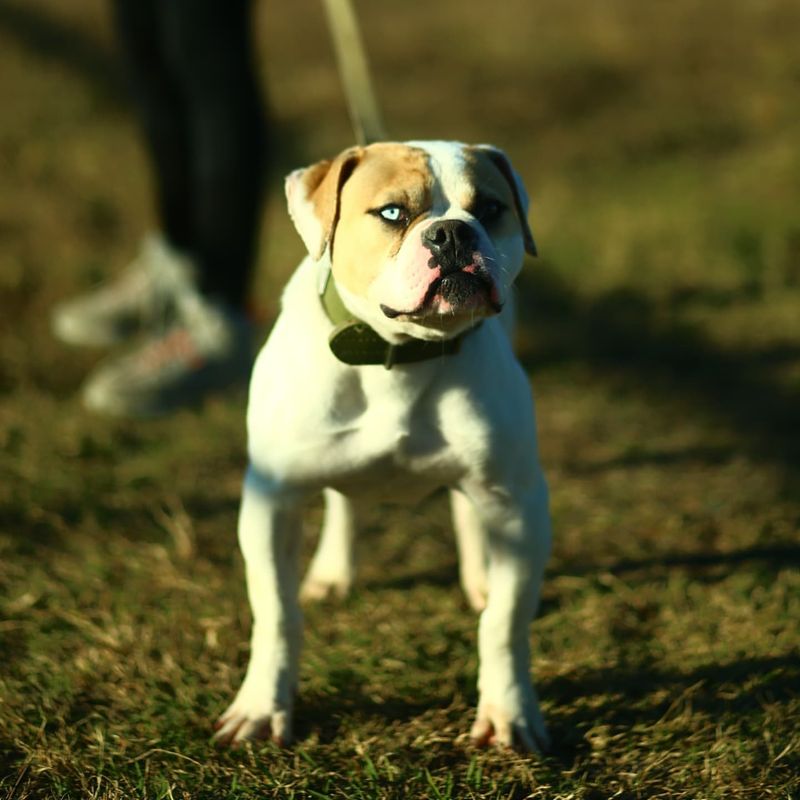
[57,0,265,416]
[161,0,267,310]
[111,0,193,253]
[51,0,195,348]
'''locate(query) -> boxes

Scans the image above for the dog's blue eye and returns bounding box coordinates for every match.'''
[381,206,401,221]
[376,204,407,224]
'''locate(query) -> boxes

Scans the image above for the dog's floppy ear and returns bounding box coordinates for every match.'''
[285,147,364,261]
[474,144,538,257]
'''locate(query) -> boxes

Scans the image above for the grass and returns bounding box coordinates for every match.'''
[1,0,800,797]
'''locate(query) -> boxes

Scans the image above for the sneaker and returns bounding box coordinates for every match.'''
[81,298,254,418]
[52,234,190,347]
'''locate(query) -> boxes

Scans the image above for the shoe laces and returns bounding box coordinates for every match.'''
[136,327,206,373]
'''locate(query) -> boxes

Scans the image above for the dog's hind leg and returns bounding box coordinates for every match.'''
[300,488,357,601]
[450,488,489,612]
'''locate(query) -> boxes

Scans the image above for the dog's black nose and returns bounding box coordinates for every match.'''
[422,220,478,274]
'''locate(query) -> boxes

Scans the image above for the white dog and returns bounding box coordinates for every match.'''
[214,141,552,752]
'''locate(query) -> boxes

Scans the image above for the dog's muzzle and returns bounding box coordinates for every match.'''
[422,219,479,274]
[381,219,500,319]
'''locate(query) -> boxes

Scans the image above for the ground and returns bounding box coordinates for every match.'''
[1,0,799,798]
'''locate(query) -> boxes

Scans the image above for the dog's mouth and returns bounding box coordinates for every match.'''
[381,264,501,320]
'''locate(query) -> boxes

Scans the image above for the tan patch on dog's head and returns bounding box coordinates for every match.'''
[286,141,535,310]
[331,143,433,297]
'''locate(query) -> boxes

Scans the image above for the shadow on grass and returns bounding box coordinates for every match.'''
[555,542,800,585]
[273,653,798,763]
[516,265,800,490]
[295,690,435,744]
[0,743,29,795]
[543,653,800,763]
[564,443,736,473]
[363,561,460,594]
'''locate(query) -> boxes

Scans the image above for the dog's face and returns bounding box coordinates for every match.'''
[286,141,536,341]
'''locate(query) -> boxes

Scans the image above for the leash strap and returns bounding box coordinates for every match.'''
[321,0,387,145]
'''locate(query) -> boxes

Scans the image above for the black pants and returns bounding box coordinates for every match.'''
[112,0,266,309]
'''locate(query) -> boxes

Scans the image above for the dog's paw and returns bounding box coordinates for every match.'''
[300,574,352,603]
[213,690,293,747]
[469,700,550,754]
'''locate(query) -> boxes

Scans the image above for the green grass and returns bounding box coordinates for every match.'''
[1,0,800,797]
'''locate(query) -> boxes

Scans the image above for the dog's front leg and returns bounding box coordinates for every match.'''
[215,464,303,747]
[467,475,552,753]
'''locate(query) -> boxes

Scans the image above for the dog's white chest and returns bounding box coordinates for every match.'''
[288,371,465,501]
[330,415,461,502]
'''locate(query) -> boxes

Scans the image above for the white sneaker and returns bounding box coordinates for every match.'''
[52,234,190,347]
[81,298,254,418]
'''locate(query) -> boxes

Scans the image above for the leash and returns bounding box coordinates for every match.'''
[320,0,387,145]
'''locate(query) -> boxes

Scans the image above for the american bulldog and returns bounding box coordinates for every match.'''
[214,141,552,752]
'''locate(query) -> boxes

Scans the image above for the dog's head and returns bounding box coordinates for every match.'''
[286,141,536,342]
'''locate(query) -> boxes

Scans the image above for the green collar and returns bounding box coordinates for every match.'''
[320,275,465,369]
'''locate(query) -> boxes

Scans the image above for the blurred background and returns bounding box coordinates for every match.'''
[1,0,800,414]
[1,0,799,796]
[2,0,800,379]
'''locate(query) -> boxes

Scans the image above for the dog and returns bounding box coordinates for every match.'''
[213,141,552,752]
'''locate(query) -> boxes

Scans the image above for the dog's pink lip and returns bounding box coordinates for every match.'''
[380,263,501,319]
